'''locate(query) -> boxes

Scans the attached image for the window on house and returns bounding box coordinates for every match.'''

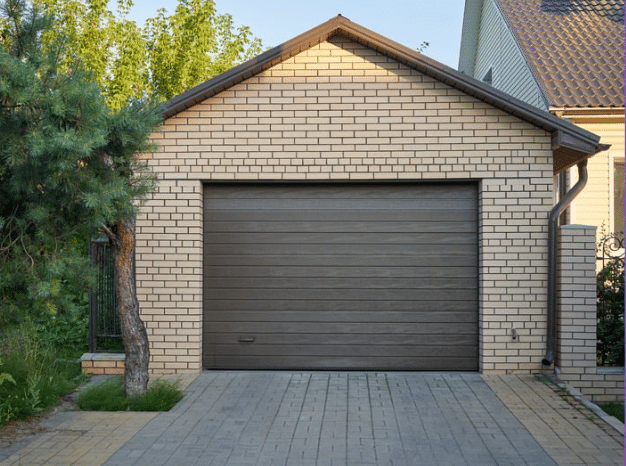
[614,159,624,234]
[482,68,493,86]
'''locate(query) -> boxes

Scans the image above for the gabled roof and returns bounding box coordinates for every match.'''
[460,0,625,109]
[164,15,608,172]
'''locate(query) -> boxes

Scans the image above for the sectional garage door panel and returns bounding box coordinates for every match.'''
[203,184,478,370]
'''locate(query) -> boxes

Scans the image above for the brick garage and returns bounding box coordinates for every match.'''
[132,17,615,395]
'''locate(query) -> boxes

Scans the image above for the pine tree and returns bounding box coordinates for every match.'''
[0,0,161,394]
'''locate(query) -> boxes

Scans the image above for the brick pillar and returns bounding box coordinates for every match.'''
[557,224,624,401]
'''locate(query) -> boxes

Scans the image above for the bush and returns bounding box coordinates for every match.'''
[0,243,93,329]
[0,326,87,426]
[77,377,183,412]
[0,263,90,426]
[597,258,625,366]
[0,357,15,386]
[32,307,89,354]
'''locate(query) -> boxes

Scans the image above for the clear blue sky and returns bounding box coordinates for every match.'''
[124,0,467,69]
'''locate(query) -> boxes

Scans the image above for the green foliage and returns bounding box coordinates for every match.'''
[77,376,183,411]
[76,376,129,411]
[597,258,625,366]
[32,305,89,351]
[597,401,625,423]
[131,379,183,411]
[34,0,149,110]
[31,0,262,108]
[0,0,162,326]
[0,246,90,326]
[145,0,262,100]
[0,325,87,426]
[0,356,16,386]
[131,379,184,411]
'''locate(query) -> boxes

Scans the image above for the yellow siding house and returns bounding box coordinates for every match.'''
[459,0,625,239]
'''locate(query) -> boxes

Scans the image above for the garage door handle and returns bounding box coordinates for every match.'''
[238,337,255,343]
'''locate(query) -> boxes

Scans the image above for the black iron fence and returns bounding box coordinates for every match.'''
[89,237,123,352]
[597,234,625,270]
[596,233,625,366]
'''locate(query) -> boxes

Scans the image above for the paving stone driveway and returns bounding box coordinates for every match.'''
[103,372,558,466]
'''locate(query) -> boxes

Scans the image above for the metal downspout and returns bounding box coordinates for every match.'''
[542,160,588,367]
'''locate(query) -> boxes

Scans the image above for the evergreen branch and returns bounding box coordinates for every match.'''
[19,228,34,268]
[0,234,20,254]
[100,223,117,244]
[0,228,20,251]
[0,212,20,252]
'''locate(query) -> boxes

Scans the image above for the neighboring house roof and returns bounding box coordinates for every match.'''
[165,15,607,172]
[460,0,625,109]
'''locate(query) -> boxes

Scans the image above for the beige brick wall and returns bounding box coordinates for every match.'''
[135,179,203,374]
[81,353,125,375]
[138,36,555,374]
[557,224,624,402]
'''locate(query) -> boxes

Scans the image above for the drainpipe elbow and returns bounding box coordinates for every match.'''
[542,351,554,368]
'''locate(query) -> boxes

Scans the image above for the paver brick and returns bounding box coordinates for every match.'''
[3,372,622,466]
[96,372,555,466]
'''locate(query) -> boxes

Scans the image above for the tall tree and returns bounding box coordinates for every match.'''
[0,0,161,394]
[145,0,262,100]
[31,0,262,108]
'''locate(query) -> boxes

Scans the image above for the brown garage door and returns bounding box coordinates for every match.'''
[203,184,478,370]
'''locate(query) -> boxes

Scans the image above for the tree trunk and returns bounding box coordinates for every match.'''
[112,217,149,395]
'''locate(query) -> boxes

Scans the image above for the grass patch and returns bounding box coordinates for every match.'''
[76,377,130,411]
[0,325,88,427]
[130,379,184,411]
[597,401,625,423]
[77,376,183,412]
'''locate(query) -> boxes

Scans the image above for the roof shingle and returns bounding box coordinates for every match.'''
[497,0,625,108]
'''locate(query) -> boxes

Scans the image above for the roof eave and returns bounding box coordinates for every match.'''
[551,130,609,174]
[551,106,626,116]
[163,17,345,119]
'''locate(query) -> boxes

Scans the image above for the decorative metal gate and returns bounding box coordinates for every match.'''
[597,234,625,270]
[88,237,123,352]
[596,233,625,366]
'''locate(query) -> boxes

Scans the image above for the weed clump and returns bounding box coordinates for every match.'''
[596,401,625,423]
[0,326,87,426]
[130,380,184,411]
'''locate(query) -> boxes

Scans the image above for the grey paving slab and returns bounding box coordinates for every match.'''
[101,372,558,466]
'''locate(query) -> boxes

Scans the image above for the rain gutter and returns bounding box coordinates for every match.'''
[542,160,588,367]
